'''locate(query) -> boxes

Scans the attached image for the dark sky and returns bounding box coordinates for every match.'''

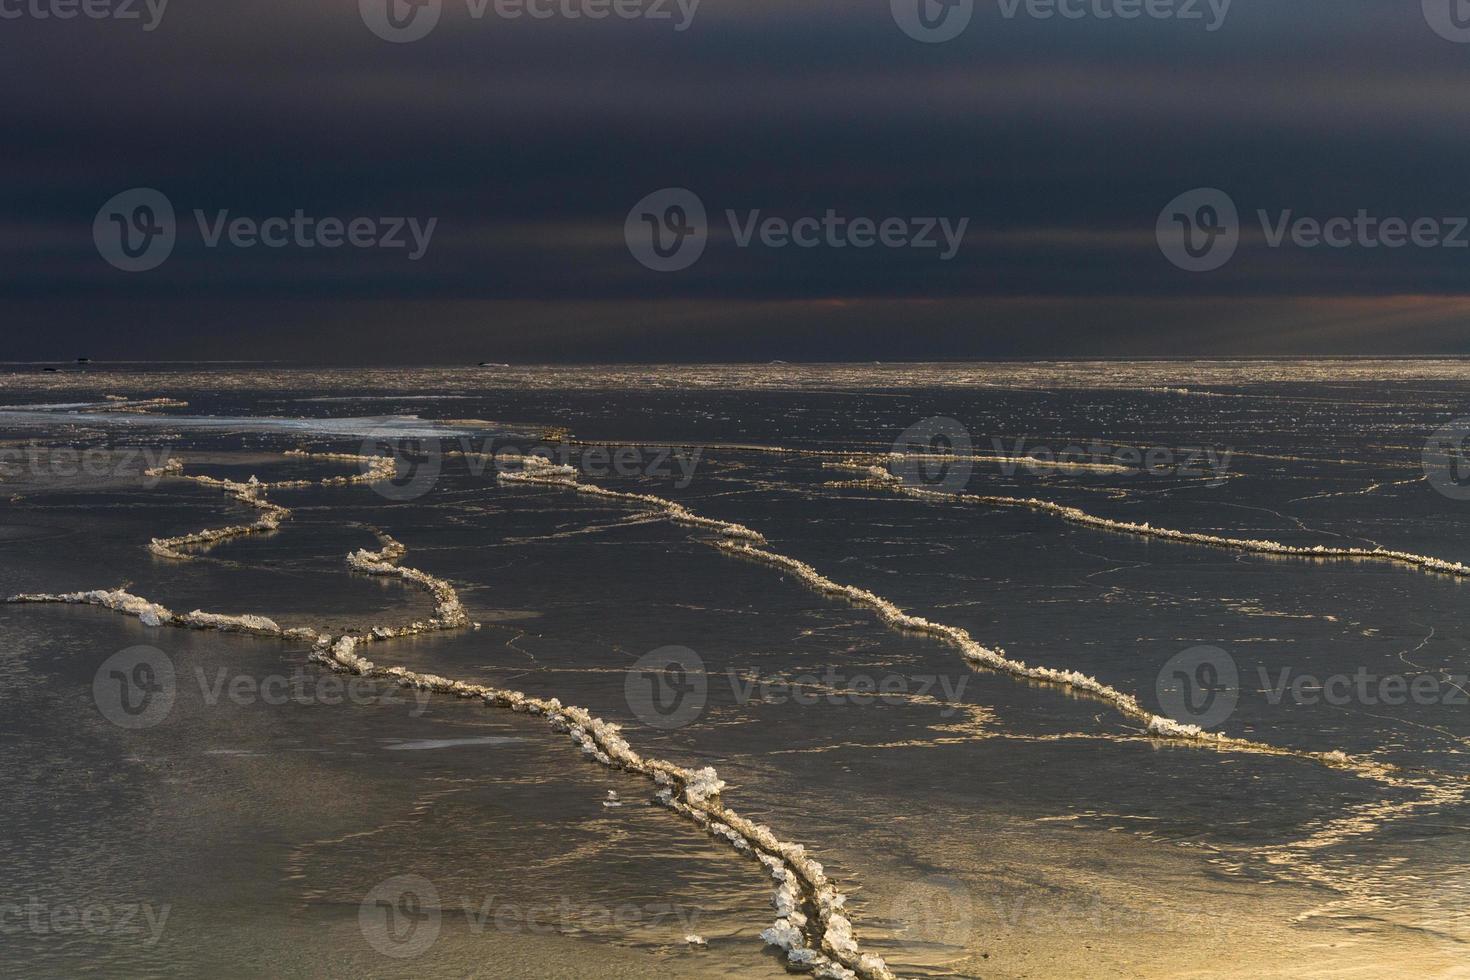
[6,0,1470,362]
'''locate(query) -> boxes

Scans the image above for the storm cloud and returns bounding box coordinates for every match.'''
[4,1,1470,360]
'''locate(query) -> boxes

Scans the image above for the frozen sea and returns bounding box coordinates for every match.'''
[1,361,1468,978]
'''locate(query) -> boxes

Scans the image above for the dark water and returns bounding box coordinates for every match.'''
[2,362,1468,978]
